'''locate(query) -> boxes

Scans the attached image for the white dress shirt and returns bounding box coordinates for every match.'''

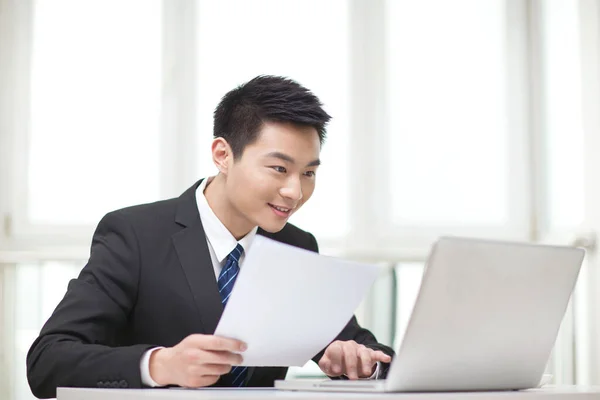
[139,177,378,386]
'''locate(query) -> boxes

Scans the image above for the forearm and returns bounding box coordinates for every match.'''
[27,334,153,399]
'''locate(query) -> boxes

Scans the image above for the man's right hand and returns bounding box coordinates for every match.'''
[149,334,247,387]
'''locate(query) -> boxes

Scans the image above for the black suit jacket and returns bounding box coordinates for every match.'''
[26,180,394,399]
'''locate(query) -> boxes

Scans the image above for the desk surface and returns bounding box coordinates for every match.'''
[57,386,600,400]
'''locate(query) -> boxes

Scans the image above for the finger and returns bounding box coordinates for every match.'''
[326,342,344,376]
[357,346,374,377]
[318,357,333,376]
[190,335,247,352]
[372,350,392,363]
[200,350,244,365]
[342,343,359,380]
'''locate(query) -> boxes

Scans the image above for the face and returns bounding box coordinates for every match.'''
[219,121,321,234]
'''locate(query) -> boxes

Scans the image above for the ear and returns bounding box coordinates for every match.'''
[211,137,233,174]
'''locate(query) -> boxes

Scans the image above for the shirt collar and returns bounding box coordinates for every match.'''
[196,177,258,263]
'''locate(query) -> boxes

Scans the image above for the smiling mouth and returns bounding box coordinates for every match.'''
[268,203,293,216]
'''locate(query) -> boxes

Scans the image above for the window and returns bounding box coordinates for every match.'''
[196,0,350,239]
[387,0,513,228]
[26,0,162,226]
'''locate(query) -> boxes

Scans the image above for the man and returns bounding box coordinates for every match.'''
[26,75,394,399]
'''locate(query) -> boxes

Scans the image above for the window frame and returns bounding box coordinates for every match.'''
[3,0,197,250]
[4,0,536,258]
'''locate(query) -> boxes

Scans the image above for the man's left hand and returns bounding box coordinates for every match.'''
[318,340,392,380]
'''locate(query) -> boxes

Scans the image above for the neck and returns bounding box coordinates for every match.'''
[203,174,255,240]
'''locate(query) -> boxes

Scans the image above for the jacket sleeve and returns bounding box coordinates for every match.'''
[307,233,395,378]
[26,211,154,399]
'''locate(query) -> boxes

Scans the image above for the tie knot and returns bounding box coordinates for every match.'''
[228,243,244,263]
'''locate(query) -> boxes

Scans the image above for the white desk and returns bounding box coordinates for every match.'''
[57,386,600,400]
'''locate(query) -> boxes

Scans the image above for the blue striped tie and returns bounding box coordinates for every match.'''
[217,243,247,387]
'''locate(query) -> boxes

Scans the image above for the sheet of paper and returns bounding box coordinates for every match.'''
[214,235,381,366]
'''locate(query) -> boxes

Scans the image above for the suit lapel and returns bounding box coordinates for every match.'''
[172,180,224,334]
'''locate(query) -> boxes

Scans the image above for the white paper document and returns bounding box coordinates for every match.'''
[214,235,381,366]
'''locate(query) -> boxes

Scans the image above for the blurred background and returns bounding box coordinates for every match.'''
[1,0,600,399]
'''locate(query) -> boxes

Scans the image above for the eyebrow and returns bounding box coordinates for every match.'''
[265,151,321,167]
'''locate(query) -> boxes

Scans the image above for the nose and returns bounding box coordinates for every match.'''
[279,176,303,203]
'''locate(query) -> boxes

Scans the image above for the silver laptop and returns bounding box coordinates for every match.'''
[275,236,585,393]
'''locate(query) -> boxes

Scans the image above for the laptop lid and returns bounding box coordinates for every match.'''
[384,236,584,392]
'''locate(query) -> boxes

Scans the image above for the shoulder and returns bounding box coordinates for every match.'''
[112,197,179,222]
[100,180,201,229]
[94,196,181,238]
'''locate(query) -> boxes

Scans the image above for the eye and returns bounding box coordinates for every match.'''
[271,166,287,173]
[304,171,316,178]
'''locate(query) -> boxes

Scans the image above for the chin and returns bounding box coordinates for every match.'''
[258,220,288,233]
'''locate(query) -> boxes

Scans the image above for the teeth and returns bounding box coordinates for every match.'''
[273,205,290,212]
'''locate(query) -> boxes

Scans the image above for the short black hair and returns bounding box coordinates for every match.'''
[213,75,331,159]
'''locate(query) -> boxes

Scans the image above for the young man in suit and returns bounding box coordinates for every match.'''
[26,75,394,399]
